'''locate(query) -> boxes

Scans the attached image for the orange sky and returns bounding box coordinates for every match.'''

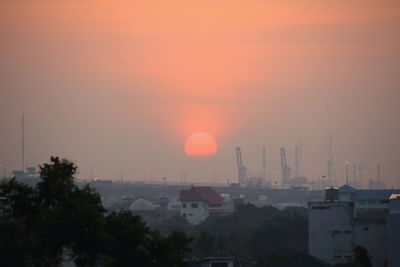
[1,0,400,186]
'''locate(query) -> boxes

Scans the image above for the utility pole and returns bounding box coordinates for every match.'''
[327,134,335,186]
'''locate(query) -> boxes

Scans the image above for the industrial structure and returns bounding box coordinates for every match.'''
[280,148,291,189]
[294,144,302,178]
[235,147,248,186]
[369,164,387,189]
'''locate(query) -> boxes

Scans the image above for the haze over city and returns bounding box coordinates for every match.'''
[1,0,399,186]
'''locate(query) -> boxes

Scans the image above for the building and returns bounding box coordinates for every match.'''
[309,185,400,267]
[309,201,354,265]
[387,194,400,266]
[11,167,40,186]
[179,186,224,225]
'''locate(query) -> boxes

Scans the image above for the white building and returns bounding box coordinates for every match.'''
[309,185,400,267]
[309,201,354,265]
[179,186,224,225]
[181,200,209,225]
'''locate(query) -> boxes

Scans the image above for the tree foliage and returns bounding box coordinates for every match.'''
[353,246,372,267]
[0,157,191,267]
[152,203,309,267]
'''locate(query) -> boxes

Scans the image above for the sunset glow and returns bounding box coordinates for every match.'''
[184,132,217,156]
[0,0,399,183]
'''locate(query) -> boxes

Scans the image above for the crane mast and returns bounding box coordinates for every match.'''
[235,147,248,186]
[280,148,291,188]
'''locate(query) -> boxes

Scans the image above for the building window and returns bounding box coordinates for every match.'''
[182,203,186,208]
[191,203,198,208]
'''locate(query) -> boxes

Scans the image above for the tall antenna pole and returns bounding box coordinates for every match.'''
[377,164,381,180]
[298,143,303,177]
[262,146,267,179]
[163,177,167,195]
[22,112,25,171]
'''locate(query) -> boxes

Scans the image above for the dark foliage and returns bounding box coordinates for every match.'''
[0,157,191,267]
[152,203,308,267]
[334,246,372,267]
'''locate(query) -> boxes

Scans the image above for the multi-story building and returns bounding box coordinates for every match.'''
[309,185,400,267]
[179,186,224,225]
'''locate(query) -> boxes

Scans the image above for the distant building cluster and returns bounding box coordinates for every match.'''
[308,185,400,267]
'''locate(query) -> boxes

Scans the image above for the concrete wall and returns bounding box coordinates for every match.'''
[387,197,400,267]
[309,202,354,265]
[354,218,386,267]
[387,214,400,267]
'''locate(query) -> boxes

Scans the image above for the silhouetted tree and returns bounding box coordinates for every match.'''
[0,157,191,267]
[353,246,372,267]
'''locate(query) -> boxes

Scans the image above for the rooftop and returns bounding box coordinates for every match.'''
[353,190,400,200]
[338,184,357,193]
[179,186,224,206]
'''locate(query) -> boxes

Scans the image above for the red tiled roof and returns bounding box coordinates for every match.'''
[179,186,224,206]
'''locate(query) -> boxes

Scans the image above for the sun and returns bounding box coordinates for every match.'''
[184,132,217,156]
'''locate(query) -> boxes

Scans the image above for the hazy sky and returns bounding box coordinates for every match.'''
[1,0,399,187]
